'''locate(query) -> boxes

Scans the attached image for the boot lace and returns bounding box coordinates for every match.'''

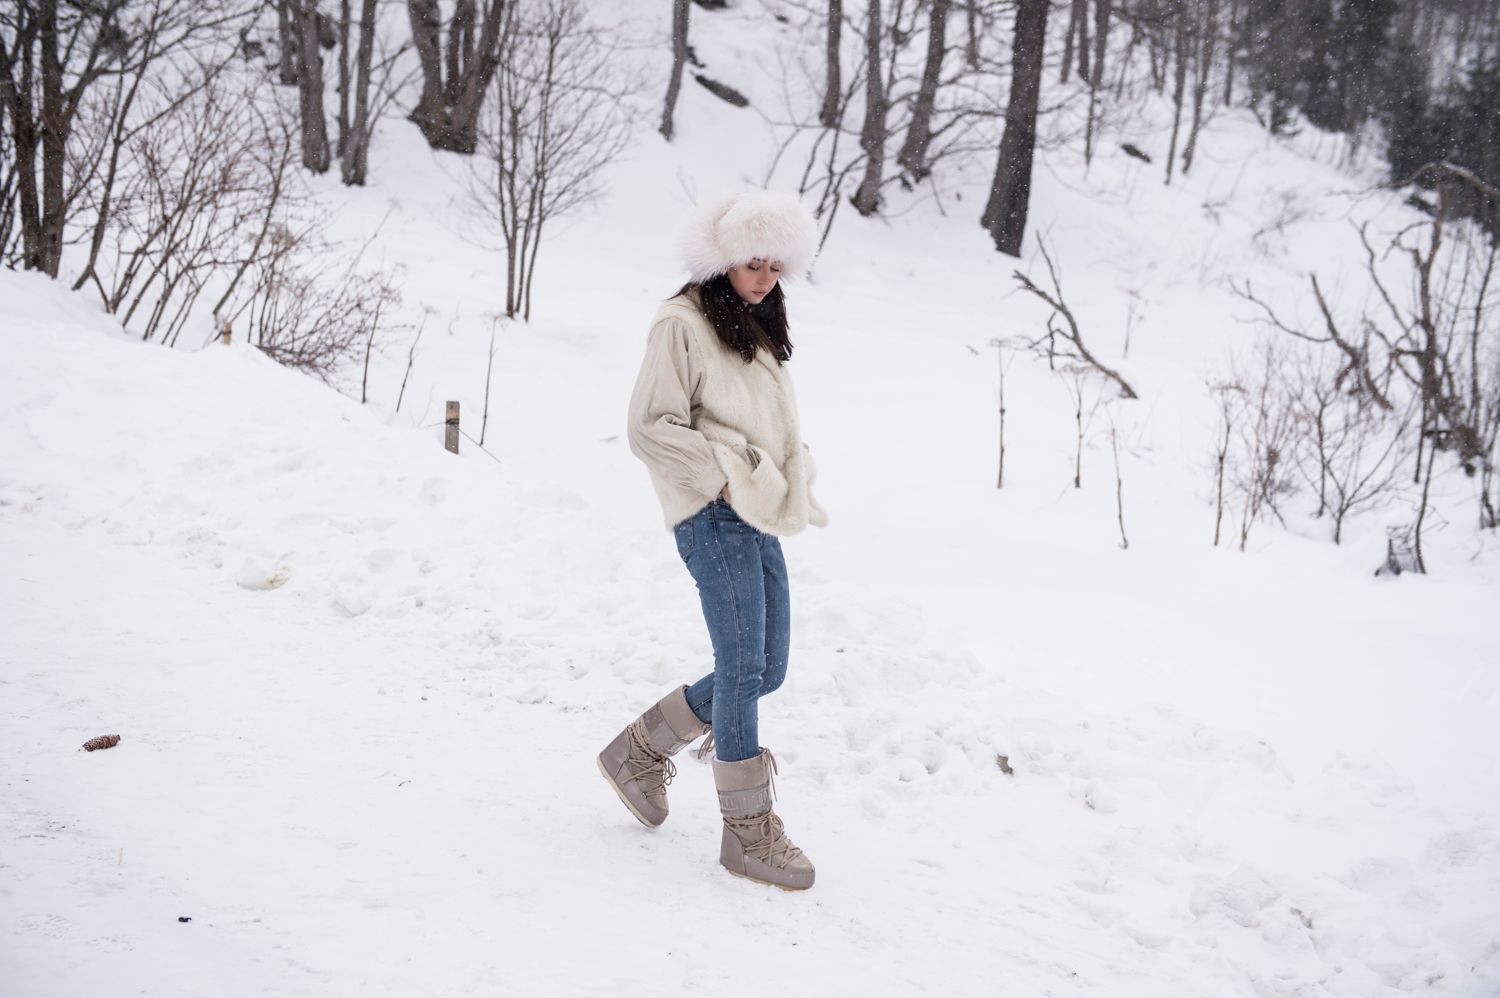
[724,811,805,870]
[723,750,804,871]
[625,719,675,800]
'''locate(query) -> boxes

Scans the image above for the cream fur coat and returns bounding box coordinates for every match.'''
[626,292,828,536]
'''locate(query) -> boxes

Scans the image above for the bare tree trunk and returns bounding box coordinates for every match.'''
[277,0,301,84]
[407,0,508,153]
[1223,0,1239,106]
[1076,0,1092,83]
[1061,0,1085,83]
[1414,427,1436,572]
[1164,0,1188,185]
[660,0,690,140]
[341,0,378,184]
[294,0,331,172]
[965,0,980,68]
[1180,0,1218,174]
[337,0,351,159]
[821,0,843,127]
[448,0,474,103]
[36,0,67,276]
[2,0,91,276]
[897,0,947,179]
[982,0,1050,257]
[851,0,885,216]
[1084,0,1111,165]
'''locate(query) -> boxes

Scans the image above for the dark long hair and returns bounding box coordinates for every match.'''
[674,273,794,365]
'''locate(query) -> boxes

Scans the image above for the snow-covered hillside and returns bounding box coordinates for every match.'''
[4,2,1499,996]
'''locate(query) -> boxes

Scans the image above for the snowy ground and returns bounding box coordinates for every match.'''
[4,4,1500,994]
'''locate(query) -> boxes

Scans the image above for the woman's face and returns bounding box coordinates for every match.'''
[726,259,782,304]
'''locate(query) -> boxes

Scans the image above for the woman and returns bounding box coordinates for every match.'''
[597,190,827,891]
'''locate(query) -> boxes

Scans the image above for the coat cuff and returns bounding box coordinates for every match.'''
[694,463,729,500]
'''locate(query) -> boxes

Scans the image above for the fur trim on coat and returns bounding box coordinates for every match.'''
[681,190,819,283]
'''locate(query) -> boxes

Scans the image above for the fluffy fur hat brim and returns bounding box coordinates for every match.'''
[681,190,819,283]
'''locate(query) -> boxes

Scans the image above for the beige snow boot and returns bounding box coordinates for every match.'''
[712,749,816,891]
[597,686,710,828]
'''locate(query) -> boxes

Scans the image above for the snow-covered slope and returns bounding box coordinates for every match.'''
[4,2,1499,995]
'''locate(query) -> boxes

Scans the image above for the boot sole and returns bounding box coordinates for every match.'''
[722,865,814,892]
[596,754,662,829]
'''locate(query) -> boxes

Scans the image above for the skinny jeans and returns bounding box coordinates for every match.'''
[674,498,790,763]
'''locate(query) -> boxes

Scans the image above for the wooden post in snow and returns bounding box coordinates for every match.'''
[220,320,232,345]
[445,401,460,454]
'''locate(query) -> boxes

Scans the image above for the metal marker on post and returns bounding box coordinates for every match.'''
[445,401,460,454]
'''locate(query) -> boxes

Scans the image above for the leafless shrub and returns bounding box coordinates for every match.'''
[480,314,501,446]
[1250,190,1312,253]
[987,336,1014,488]
[1237,171,1500,557]
[394,307,433,414]
[1107,407,1129,550]
[1221,342,1300,552]
[1061,365,1103,489]
[85,69,295,346]
[468,0,634,320]
[233,226,403,386]
[1013,235,1139,399]
[1288,351,1411,544]
[1209,378,1241,547]
[1375,523,1421,577]
[1479,354,1500,529]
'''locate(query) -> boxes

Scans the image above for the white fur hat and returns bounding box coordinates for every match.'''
[681,190,818,283]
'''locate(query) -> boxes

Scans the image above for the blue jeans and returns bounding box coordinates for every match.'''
[674,498,790,763]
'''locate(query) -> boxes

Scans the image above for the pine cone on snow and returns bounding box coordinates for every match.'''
[82,734,121,752]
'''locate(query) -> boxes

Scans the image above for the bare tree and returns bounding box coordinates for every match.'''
[228,219,402,385]
[1012,236,1138,399]
[1060,0,1086,84]
[289,0,330,171]
[1290,357,1410,545]
[337,0,410,184]
[1062,365,1101,488]
[1083,0,1111,164]
[406,0,508,153]
[0,0,246,277]
[850,0,885,216]
[359,267,399,403]
[276,0,300,83]
[981,0,1049,256]
[1228,342,1300,552]
[1108,408,1128,549]
[660,0,690,140]
[1210,380,1241,546]
[470,0,632,320]
[1164,0,1189,186]
[1234,171,1500,562]
[989,336,1011,488]
[86,71,303,347]
[394,307,430,413]
[821,0,842,127]
[896,0,947,180]
[0,97,19,265]
[1179,0,1220,174]
[479,314,498,444]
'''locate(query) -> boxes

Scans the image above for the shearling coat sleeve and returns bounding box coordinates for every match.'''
[627,317,729,499]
